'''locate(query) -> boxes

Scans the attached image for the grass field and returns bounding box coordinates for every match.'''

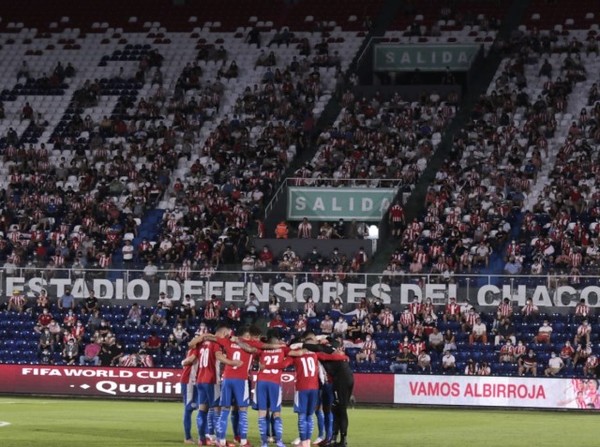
[0,396,598,447]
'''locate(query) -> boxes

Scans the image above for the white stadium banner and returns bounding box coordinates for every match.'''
[5,274,600,307]
[394,375,600,410]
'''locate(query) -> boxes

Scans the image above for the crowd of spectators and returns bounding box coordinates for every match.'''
[380,28,596,284]
[292,90,456,188]
[149,33,347,271]
[516,70,600,279]
[3,281,598,379]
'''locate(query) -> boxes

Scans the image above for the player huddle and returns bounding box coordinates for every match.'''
[180,324,353,447]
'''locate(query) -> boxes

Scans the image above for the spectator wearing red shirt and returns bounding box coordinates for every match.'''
[79,340,101,366]
[226,304,242,326]
[34,308,53,333]
[146,331,162,354]
[268,313,288,332]
[259,245,274,267]
[443,297,461,322]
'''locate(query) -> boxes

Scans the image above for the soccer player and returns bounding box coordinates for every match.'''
[255,331,290,447]
[301,334,354,447]
[266,339,348,447]
[215,326,282,447]
[181,339,201,444]
[189,325,241,446]
[314,368,335,446]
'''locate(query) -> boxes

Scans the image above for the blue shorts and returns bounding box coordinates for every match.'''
[182,383,198,410]
[220,378,250,408]
[256,381,282,412]
[320,383,334,408]
[294,389,319,415]
[196,383,220,408]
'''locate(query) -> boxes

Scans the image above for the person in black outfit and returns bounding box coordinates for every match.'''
[301,332,354,447]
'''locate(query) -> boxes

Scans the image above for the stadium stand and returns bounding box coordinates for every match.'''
[0,0,599,383]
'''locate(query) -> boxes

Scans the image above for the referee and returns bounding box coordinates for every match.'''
[301,332,354,447]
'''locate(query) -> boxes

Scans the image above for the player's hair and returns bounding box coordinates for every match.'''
[249,325,262,337]
[301,330,316,341]
[266,329,280,343]
[237,325,252,336]
[215,323,230,336]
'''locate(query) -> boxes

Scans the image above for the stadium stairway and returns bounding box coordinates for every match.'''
[109,208,164,279]
[368,0,533,272]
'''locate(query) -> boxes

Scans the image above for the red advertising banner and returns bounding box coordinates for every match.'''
[0,365,394,403]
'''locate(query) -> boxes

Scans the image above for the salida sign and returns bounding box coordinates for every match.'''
[7,276,600,307]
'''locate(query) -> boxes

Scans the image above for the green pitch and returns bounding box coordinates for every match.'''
[0,396,598,447]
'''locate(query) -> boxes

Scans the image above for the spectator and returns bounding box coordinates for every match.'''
[58,287,76,311]
[157,292,173,313]
[441,351,456,374]
[428,328,444,353]
[443,330,457,352]
[574,319,592,346]
[203,295,221,322]
[226,303,242,326]
[34,308,54,333]
[417,351,432,373]
[333,316,348,337]
[574,343,592,367]
[584,354,598,377]
[125,303,142,327]
[320,314,333,335]
[499,340,515,363]
[143,260,159,282]
[443,297,461,322]
[494,318,516,346]
[477,362,491,376]
[148,303,168,327]
[181,294,196,319]
[275,221,289,238]
[244,293,260,324]
[461,307,479,333]
[81,291,99,315]
[62,338,79,365]
[545,352,564,377]
[268,295,280,315]
[8,289,27,313]
[534,319,553,344]
[99,336,124,367]
[464,359,477,375]
[355,335,377,363]
[574,298,590,323]
[38,327,55,355]
[172,323,190,344]
[518,350,538,376]
[503,256,522,275]
[35,289,51,313]
[79,339,101,366]
[87,309,103,333]
[560,341,575,367]
[164,334,182,357]
[521,298,539,322]
[390,347,415,374]
[378,307,395,332]
[145,331,162,355]
[468,317,488,345]
[472,241,491,268]
[267,313,288,335]
[71,320,86,344]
